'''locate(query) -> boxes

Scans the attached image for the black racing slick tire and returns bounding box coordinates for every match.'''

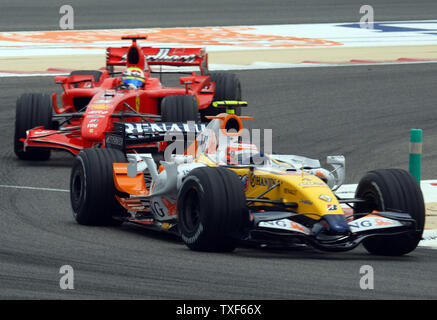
[70,148,127,226]
[201,72,242,121]
[14,93,53,160]
[161,95,200,122]
[177,167,248,252]
[354,168,425,256]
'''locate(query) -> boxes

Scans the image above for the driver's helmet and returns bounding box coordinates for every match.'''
[121,67,145,89]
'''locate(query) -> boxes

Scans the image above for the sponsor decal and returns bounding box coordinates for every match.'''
[33,130,51,135]
[259,219,311,235]
[151,196,177,218]
[87,123,98,128]
[284,188,297,195]
[319,194,332,202]
[300,199,313,205]
[88,110,109,115]
[161,197,177,216]
[299,181,325,187]
[250,175,278,188]
[124,122,207,138]
[152,200,165,217]
[135,95,140,112]
[240,175,249,191]
[91,104,111,109]
[327,204,338,211]
[101,91,117,98]
[145,48,197,63]
[348,215,402,233]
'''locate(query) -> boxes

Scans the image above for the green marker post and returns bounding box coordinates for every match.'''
[409,129,422,184]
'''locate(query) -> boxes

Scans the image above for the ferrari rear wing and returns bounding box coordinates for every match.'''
[106,47,209,75]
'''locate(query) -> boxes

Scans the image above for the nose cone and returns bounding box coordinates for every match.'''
[320,214,351,235]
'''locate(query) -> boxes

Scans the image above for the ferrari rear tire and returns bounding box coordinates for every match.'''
[177,167,248,252]
[14,93,53,160]
[70,148,127,226]
[354,168,425,256]
[201,72,242,121]
[161,94,200,122]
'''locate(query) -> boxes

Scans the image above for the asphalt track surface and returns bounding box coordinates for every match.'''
[2,0,437,301]
[1,64,437,299]
[1,0,437,31]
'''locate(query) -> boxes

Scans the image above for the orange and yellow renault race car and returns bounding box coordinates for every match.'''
[70,102,425,256]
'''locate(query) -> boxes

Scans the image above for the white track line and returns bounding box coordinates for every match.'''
[1,182,436,248]
[0,184,68,192]
[1,180,436,199]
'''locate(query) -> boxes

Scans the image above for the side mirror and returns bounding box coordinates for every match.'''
[327,155,345,191]
[55,76,67,84]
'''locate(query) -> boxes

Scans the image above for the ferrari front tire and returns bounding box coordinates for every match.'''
[70,148,127,226]
[354,168,425,256]
[177,167,248,252]
[14,93,53,160]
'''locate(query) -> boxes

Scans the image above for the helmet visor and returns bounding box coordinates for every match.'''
[122,76,144,88]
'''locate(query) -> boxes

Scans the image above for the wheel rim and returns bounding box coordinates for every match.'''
[181,187,201,234]
[362,191,380,211]
[71,168,85,209]
[355,185,383,215]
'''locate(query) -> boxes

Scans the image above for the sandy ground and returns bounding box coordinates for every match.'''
[210,45,437,64]
[2,45,437,72]
[0,54,106,72]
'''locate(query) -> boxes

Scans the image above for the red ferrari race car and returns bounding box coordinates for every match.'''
[14,35,242,160]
